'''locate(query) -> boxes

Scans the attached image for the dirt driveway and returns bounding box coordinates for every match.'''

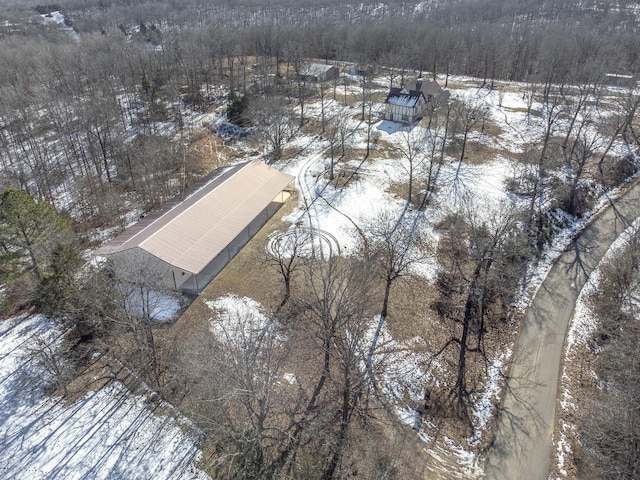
[484,179,640,479]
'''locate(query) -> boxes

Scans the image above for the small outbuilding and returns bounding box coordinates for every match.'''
[96,161,295,294]
[604,73,636,89]
[298,63,339,83]
[347,65,373,78]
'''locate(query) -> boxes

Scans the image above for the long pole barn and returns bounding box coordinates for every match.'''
[96,161,295,294]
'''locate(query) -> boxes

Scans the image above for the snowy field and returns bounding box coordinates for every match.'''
[0,314,210,480]
[255,76,636,471]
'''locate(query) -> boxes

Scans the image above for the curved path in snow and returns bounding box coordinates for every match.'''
[484,178,640,480]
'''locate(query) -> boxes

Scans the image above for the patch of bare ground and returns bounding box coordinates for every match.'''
[189,129,236,172]
[56,352,116,405]
[330,164,362,188]
[462,140,508,165]
[368,138,395,158]
[333,91,360,108]
[386,277,439,343]
[473,116,505,138]
[340,146,371,164]
[278,145,302,162]
[385,180,433,210]
[146,189,503,477]
[386,181,413,205]
[437,78,478,91]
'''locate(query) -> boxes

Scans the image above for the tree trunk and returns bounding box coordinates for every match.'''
[323,369,351,480]
[456,262,482,417]
[366,276,393,374]
[273,332,333,474]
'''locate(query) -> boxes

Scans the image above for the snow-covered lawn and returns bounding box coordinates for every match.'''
[0,315,210,480]
[206,294,280,347]
[261,74,636,474]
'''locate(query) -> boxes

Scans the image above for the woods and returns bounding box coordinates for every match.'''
[1,0,639,232]
[572,228,640,479]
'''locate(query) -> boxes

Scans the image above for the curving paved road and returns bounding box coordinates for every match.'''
[484,179,640,480]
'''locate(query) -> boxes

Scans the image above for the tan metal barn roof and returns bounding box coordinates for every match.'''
[97,161,294,274]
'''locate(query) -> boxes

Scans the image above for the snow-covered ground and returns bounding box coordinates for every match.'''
[206,294,280,347]
[262,75,636,473]
[4,69,633,476]
[0,314,210,480]
[280,80,543,266]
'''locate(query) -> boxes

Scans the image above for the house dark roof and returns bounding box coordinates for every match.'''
[385,87,425,108]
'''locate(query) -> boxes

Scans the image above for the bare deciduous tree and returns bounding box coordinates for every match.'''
[451,97,488,184]
[431,199,528,421]
[326,106,351,181]
[266,227,312,308]
[249,96,295,160]
[393,127,428,206]
[363,211,431,377]
[273,256,375,478]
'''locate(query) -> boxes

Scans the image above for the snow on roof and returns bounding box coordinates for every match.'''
[97,161,294,274]
[386,88,424,108]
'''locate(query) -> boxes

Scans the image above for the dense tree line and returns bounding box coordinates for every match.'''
[54,0,640,80]
[1,0,638,236]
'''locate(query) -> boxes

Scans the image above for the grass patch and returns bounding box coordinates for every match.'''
[463,141,506,165]
[190,130,234,172]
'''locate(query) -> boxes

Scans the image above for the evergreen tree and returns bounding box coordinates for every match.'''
[0,189,73,282]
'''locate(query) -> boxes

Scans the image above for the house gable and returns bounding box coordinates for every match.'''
[384,87,427,123]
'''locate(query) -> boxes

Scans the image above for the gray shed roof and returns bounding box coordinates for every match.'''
[97,161,294,274]
[300,63,337,77]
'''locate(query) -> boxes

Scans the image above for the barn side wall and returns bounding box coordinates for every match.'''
[105,248,193,292]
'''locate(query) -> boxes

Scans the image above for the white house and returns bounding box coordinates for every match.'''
[384,86,427,123]
[96,161,295,294]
